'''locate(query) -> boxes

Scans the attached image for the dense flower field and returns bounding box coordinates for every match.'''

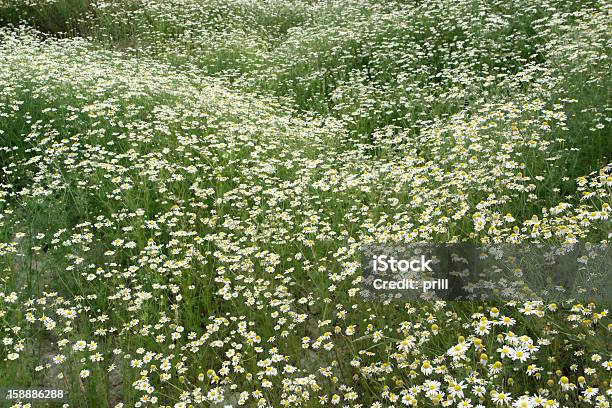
[0,0,611,406]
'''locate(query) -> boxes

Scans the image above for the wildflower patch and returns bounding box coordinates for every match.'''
[0,0,611,406]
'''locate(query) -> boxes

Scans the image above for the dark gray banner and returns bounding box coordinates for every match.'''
[360,243,611,302]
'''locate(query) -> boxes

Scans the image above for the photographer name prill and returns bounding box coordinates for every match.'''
[371,278,449,293]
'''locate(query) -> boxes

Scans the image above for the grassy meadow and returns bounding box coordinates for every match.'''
[0,0,611,406]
